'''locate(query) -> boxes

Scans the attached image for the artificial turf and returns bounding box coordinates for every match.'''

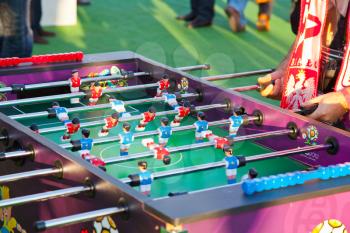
[33,0,294,106]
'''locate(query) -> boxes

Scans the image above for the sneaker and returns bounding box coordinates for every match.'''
[256,14,270,31]
[38,29,56,37]
[176,12,196,22]
[225,6,245,32]
[33,33,49,44]
[187,18,212,29]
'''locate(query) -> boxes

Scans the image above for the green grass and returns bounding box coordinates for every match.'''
[34,0,293,84]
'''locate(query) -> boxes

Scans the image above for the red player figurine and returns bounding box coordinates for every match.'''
[89,81,103,106]
[142,138,171,165]
[156,74,170,97]
[69,69,81,104]
[98,113,119,137]
[135,107,156,131]
[171,101,192,127]
[62,117,80,141]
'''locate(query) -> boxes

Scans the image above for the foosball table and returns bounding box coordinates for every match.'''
[0,51,349,233]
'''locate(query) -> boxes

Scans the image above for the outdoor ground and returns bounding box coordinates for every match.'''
[34,0,293,106]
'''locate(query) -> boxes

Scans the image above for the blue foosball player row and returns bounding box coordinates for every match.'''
[242,162,350,195]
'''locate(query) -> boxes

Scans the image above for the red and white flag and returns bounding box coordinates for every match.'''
[281,0,328,109]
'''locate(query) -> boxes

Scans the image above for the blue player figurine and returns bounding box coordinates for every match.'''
[158,117,172,147]
[79,129,94,158]
[50,102,69,122]
[137,161,153,196]
[223,145,240,184]
[71,129,106,171]
[194,111,209,143]
[119,122,134,156]
[229,111,244,138]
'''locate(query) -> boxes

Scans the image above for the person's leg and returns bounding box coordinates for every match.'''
[256,0,272,31]
[0,0,33,58]
[225,0,249,32]
[30,0,42,34]
[187,0,214,28]
[30,0,48,44]
[177,0,198,21]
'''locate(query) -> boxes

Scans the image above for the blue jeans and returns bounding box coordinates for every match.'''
[227,0,249,26]
[0,0,33,58]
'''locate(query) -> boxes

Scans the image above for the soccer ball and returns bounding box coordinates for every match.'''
[93,216,119,233]
[311,219,347,233]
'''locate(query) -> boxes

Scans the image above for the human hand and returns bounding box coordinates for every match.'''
[257,70,284,100]
[301,91,349,124]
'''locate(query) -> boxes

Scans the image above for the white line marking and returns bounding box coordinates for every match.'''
[12,106,25,114]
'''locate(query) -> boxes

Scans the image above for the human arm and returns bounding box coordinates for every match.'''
[301,88,350,123]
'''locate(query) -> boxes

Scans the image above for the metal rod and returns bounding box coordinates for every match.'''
[0,82,162,107]
[0,92,86,107]
[0,186,91,208]
[202,69,273,81]
[40,103,226,134]
[231,84,259,92]
[0,150,33,160]
[104,141,215,165]
[234,129,292,142]
[176,64,210,71]
[0,64,210,93]
[35,207,126,231]
[245,144,331,162]
[121,143,331,182]
[10,92,199,120]
[120,161,225,183]
[104,128,292,165]
[0,168,61,183]
[60,119,229,149]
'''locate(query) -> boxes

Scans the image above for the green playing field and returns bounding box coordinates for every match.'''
[18,0,300,197]
[7,89,306,198]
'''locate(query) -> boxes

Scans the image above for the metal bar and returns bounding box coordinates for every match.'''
[60,119,230,149]
[202,69,273,81]
[246,144,331,162]
[0,92,86,107]
[104,128,291,165]
[121,144,331,183]
[40,103,226,134]
[0,82,161,107]
[0,150,33,160]
[0,186,91,208]
[176,64,210,72]
[0,64,210,93]
[0,168,61,183]
[35,207,126,231]
[234,129,292,142]
[102,83,157,94]
[231,85,259,92]
[10,93,199,120]
[120,161,225,183]
[104,141,215,165]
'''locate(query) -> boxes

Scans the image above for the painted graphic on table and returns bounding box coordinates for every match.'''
[81,216,119,233]
[311,219,347,233]
[302,125,319,145]
[0,186,26,233]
